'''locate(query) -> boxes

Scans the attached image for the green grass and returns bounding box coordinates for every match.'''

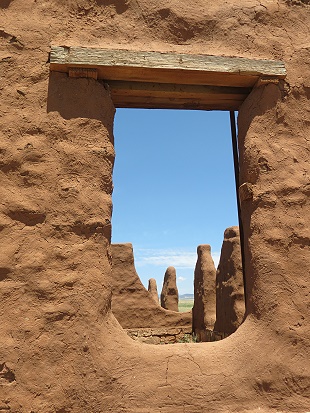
[178,299,194,312]
[177,333,198,343]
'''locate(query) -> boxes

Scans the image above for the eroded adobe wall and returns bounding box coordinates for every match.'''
[111,243,191,329]
[214,227,245,336]
[160,266,179,312]
[0,1,309,412]
[148,277,159,304]
[192,244,216,341]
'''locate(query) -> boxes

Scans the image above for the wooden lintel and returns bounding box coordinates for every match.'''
[108,80,251,96]
[111,98,244,111]
[69,67,98,79]
[108,80,250,111]
[50,46,286,110]
[50,46,286,87]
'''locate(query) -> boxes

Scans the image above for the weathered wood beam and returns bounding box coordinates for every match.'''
[110,97,243,111]
[49,46,286,110]
[108,80,251,97]
[50,46,286,88]
[108,80,250,110]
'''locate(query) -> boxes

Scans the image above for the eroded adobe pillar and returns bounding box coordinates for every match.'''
[160,266,179,311]
[214,226,245,336]
[148,278,159,304]
[192,244,216,341]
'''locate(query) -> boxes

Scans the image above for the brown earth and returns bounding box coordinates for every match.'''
[214,226,245,336]
[0,0,310,412]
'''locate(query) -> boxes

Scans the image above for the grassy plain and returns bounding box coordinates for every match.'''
[178,298,194,312]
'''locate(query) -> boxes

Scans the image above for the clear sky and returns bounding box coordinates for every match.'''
[111,108,238,295]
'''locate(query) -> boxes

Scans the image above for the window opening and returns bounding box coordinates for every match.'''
[49,45,286,343]
[111,108,243,343]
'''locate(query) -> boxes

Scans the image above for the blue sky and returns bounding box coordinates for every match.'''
[111,109,238,295]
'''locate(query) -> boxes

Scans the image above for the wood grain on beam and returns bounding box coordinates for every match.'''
[50,46,286,87]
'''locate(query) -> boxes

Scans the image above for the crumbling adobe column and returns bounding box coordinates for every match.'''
[160,266,179,311]
[214,227,245,336]
[148,278,159,304]
[192,244,216,341]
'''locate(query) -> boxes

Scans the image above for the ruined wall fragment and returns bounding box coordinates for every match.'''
[148,278,159,304]
[111,243,190,329]
[192,245,216,341]
[160,266,179,311]
[214,226,245,336]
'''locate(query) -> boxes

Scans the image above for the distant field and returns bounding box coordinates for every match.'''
[178,298,194,312]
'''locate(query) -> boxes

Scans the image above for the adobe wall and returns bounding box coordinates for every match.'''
[111,243,191,331]
[0,1,309,412]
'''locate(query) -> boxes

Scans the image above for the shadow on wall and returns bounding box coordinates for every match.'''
[47,72,114,122]
[0,0,12,8]
[94,0,129,14]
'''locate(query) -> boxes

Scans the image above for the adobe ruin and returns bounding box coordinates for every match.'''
[148,277,159,304]
[110,227,245,344]
[192,244,217,341]
[110,243,191,343]
[1,1,309,412]
[214,226,245,337]
[160,266,179,311]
